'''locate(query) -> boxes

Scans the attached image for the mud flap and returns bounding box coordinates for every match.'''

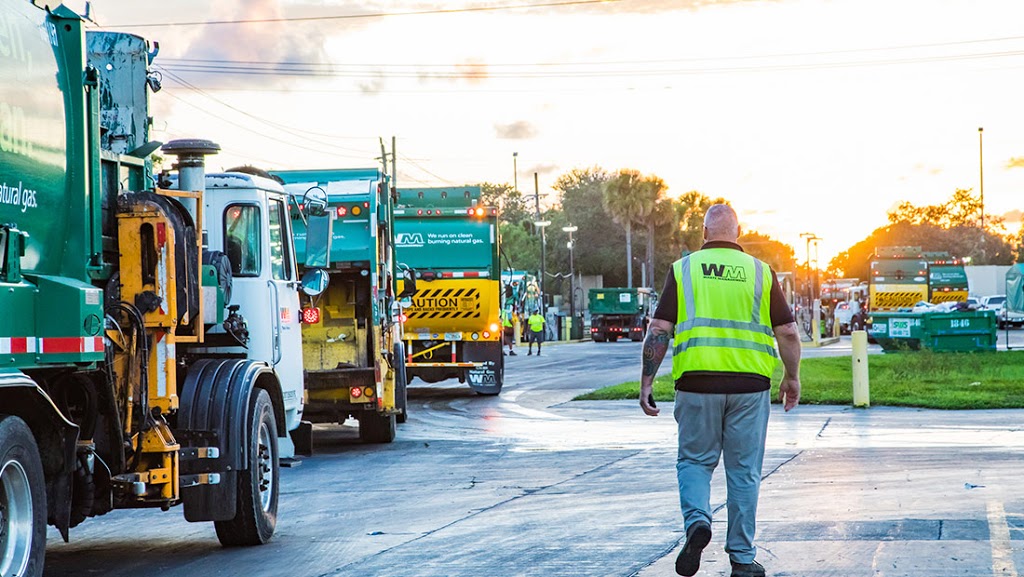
[463,341,503,395]
[178,359,278,522]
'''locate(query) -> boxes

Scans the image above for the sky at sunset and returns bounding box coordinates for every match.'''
[80,0,1024,266]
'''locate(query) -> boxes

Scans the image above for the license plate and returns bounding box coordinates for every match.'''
[444,332,463,341]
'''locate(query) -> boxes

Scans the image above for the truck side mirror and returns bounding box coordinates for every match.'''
[300,268,330,296]
[303,186,329,217]
[397,267,417,299]
[305,213,334,269]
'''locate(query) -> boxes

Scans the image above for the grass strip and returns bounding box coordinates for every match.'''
[575,350,1024,409]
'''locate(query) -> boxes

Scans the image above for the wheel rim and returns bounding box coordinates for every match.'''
[0,458,33,577]
[256,421,274,512]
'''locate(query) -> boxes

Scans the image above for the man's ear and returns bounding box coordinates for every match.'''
[737,225,742,238]
[702,226,708,241]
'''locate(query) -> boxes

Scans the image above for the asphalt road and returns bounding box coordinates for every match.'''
[44,339,1024,576]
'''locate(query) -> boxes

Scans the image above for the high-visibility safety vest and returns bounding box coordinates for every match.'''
[502,310,513,328]
[671,248,779,380]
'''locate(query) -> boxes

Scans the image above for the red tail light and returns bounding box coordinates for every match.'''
[337,206,347,217]
[301,307,321,324]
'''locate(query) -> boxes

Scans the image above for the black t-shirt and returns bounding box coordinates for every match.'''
[653,241,795,394]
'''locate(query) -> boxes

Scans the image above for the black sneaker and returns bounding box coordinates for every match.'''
[675,521,712,576]
[730,560,765,577]
[509,350,517,356]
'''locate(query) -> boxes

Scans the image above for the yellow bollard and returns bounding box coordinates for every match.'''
[852,329,870,408]
[563,316,571,341]
[811,299,821,346]
[513,317,522,344]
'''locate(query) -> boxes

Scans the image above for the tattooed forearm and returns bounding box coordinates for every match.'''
[641,329,671,377]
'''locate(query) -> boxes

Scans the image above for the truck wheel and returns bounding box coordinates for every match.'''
[394,342,408,424]
[608,335,619,343]
[359,413,397,443]
[215,389,278,547]
[0,416,46,577]
[593,334,606,343]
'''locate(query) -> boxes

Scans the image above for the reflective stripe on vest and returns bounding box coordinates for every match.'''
[671,249,779,380]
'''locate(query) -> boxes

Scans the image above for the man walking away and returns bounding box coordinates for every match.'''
[638,204,802,577]
[527,309,546,356]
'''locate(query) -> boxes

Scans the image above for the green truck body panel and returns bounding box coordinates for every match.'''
[589,288,646,315]
[274,168,384,266]
[0,2,110,366]
[394,187,498,275]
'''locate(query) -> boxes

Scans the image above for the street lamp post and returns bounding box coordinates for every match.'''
[534,220,551,311]
[563,225,578,319]
[513,151,518,195]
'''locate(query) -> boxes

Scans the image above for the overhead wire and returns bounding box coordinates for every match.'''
[155,33,1024,69]
[103,0,620,28]
[155,48,1024,80]
[157,67,377,155]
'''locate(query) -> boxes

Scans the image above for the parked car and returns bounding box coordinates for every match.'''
[981,295,1024,328]
[833,300,865,334]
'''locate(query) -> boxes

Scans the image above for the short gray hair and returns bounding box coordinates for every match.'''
[703,204,739,240]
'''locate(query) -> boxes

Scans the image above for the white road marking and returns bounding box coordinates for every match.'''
[988,500,1018,577]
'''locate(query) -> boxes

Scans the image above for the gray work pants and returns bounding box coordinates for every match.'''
[673,390,770,564]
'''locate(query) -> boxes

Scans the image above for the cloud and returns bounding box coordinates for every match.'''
[494,120,539,140]
[1006,157,1024,170]
[170,0,330,88]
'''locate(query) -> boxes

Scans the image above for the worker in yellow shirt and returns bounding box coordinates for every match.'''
[527,310,545,356]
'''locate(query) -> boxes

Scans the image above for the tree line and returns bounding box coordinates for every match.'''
[482,167,796,301]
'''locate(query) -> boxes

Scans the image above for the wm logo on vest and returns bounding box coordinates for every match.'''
[701,262,747,282]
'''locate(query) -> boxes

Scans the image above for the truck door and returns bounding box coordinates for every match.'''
[266,195,303,432]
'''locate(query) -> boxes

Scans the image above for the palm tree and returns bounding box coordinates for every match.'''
[640,176,668,288]
[603,169,652,287]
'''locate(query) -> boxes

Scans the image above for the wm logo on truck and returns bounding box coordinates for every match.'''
[701,263,747,282]
[396,233,424,247]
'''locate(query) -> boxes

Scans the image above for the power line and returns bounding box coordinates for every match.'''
[155,33,1024,69]
[152,47,1024,82]
[157,67,378,156]
[104,0,620,28]
[399,154,457,186]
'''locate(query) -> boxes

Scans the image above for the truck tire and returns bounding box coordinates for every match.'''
[608,335,619,343]
[0,416,46,577]
[394,342,408,424]
[215,389,278,547]
[359,413,397,443]
[593,334,606,343]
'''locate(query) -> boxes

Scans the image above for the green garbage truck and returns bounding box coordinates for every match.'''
[273,167,409,443]
[0,7,303,574]
[588,287,656,342]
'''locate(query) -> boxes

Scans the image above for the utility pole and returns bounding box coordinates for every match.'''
[535,172,545,309]
[979,127,985,231]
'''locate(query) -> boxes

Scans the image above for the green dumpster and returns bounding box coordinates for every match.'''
[868,310,997,352]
